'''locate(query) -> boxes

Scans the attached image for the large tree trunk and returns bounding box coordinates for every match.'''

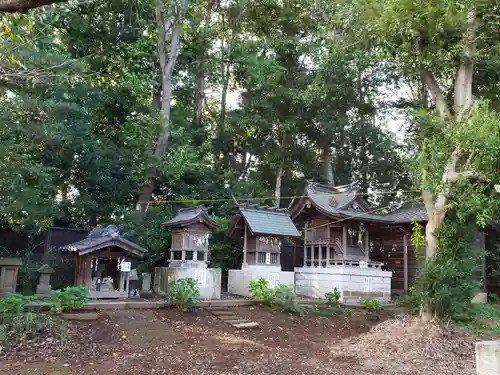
[0,0,64,13]
[136,0,188,212]
[321,143,335,186]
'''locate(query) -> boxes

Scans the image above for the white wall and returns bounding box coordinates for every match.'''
[228,266,294,297]
[295,266,392,303]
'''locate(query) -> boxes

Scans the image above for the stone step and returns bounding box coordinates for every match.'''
[224,319,251,325]
[232,322,259,329]
[219,315,239,321]
[208,310,234,316]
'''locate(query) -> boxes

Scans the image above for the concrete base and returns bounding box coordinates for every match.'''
[295,266,392,303]
[472,292,488,304]
[35,284,52,296]
[228,266,294,297]
[153,266,221,300]
[476,341,500,375]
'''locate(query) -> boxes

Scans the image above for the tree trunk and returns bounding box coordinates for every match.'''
[136,0,188,212]
[321,143,335,185]
[0,0,65,13]
[274,166,284,208]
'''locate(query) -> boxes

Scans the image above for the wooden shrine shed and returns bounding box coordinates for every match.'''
[288,182,419,297]
[61,225,146,299]
[161,205,219,267]
[229,204,300,267]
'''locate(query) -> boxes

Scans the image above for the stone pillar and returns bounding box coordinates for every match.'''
[36,264,55,295]
[476,341,500,375]
[142,273,151,291]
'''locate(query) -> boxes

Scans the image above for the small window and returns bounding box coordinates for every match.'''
[196,251,205,261]
[173,251,182,260]
[185,251,194,260]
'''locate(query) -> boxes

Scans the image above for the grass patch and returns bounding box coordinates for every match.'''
[459,303,500,338]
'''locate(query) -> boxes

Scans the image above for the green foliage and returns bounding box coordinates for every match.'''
[47,286,89,314]
[249,279,304,314]
[167,278,200,312]
[459,303,500,338]
[272,285,305,315]
[411,218,425,258]
[0,293,37,315]
[361,297,383,321]
[0,312,66,347]
[408,216,481,321]
[325,288,341,307]
[248,278,275,301]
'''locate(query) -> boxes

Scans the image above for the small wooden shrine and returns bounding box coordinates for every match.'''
[161,205,219,268]
[227,204,300,297]
[229,204,300,267]
[61,225,146,299]
[156,206,222,300]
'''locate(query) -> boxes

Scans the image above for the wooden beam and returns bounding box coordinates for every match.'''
[403,234,409,293]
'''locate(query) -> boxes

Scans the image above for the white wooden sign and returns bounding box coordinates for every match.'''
[265,252,271,265]
[269,273,279,288]
[194,270,206,288]
[120,261,131,272]
[363,277,372,293]
[192,251,198,261]
[359,261,368,269]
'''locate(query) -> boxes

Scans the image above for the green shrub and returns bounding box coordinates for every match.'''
[325,288,341,307]
[167,278,200,312]
[0,293,37,315]
[249,278,275,302]
[361,297,383,321]
[272,285,305,314]
[48,286,89,314]
[407,217,481,321]
[0,312,66,347]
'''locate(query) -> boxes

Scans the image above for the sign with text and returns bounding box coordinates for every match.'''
[265,252,271,265]
[194,270,206,288]
[359,261,368,269]
[120,261,131,272]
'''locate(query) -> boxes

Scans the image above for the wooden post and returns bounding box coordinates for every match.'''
[243,224,248,268]
[364,230,369,261]
[303,223,308,267]
[342,225,347,260]
[326,224,330,267]
[403,234,409,293]
[476,341,500,375]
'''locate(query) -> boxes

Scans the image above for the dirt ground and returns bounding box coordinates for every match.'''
[0,306,476,375]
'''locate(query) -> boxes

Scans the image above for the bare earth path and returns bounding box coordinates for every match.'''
[0,306,476,375]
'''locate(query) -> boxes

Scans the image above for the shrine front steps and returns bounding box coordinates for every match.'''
[204,307,260,329]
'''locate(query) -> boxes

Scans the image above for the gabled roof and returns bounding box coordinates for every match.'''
[60,225,146,257]
[161,206,219,229]
[288,182,393,223]
[229,204,300,238]
[383,205,428,224]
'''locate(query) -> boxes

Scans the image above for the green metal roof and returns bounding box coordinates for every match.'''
[239,207,300,237]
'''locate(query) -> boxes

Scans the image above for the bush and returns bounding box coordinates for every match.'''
[167,278,200,312]
[0,293,37,315]
[272,285,305,314]
[0,312,66,347]
[361,297,383,321]
[325,288,341,307]
[407,217,481,321]
[48,286,89,314]
[249,279,304,314]
[249,278,275,302]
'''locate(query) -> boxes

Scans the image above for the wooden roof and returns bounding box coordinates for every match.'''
[288,182,393,223]
[229,204,300,238]
[161,205,219,229]
[60,225,146,257]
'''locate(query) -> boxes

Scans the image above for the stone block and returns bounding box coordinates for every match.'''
[142,273,152,291]
[476,341,500,375]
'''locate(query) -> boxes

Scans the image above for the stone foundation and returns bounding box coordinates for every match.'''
[294,266,392,303]
[228,266,294,297]
[153,267,221,300]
